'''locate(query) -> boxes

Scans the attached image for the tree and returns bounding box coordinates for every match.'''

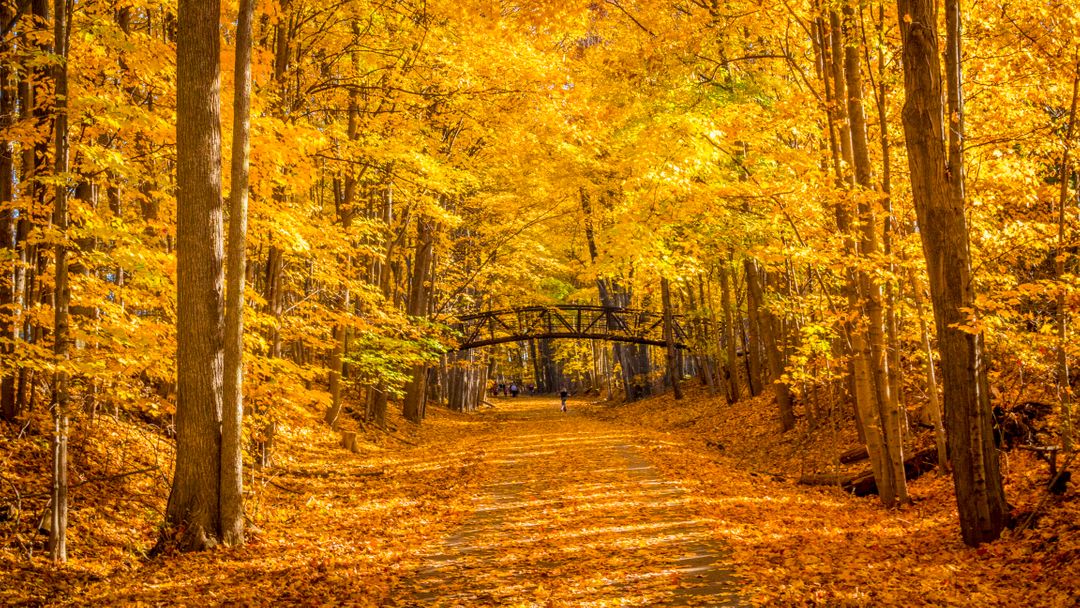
[48,0,70,563]
[167,0,228,550]
[661,276,683,400]
[402,215,435,423]
[0,2,16,423]
[896,0,1008,545]
[221,0,255,547]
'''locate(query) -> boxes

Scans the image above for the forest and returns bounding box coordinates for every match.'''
[1,0,1078,605]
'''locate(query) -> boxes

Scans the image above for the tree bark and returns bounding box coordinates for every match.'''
[402,216,434,423]
[220,0,254,547]
[718,260,740,402]
[48,0,70,562]
[909,269,948,469]
[325,311,347,427]
[1055,59,1079,452]
[872,2,907,445]
[689,278,716,395]
[742,261,765,396]
[896,0,1007,545]
[0,2,18,422]
[168,0,226,550]
[264,245,284,359]
[580,188,642,401]
[661,277,683,400]
[843,3,908,505]
[824,8,901,507]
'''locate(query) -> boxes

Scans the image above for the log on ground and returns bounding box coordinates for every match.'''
[799,448,939,497]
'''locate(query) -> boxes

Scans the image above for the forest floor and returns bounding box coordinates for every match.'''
[586,385,1080,607]
[1,387,1079,606]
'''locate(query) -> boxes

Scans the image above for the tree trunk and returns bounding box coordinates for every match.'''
[661,277,683,400]
[529,339,545,392]
[742,261,764,396]
[167,0,226,551]
[579,188,642,401]
[402,216,434,423]
[264,245,284,358]
[220,0,254,547]
[896,0,1007,545]
[0,3,17,422]
[1055,60,1079,452]
[753,265,795,431]
[872,3,907,445]
[23,1,49,424]
[824,8,901,507]
[910,269,948,470]
[718,263,740,403]
[48,0,70,562]
[842,3,908,506]
[325,316,347,427]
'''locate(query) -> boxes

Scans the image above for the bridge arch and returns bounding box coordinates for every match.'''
[451,305,689,351]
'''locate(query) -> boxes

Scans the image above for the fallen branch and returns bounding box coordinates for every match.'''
[838,445,869,464]
[1017,451,1077,533]
[799,448,938,497]
[267,479,305,494]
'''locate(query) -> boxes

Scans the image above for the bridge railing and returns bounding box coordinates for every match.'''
[451,305,688,351]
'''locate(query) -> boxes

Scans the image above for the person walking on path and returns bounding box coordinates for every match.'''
[510,383,519,398]
[560,388,569,412]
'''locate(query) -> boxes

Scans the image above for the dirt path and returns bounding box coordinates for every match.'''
[389,397,745,607]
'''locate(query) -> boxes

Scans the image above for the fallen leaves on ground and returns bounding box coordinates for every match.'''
[4,389,1078,607]
[1,403,497,607]
[587,386,1080,607]
[391,399,743,607]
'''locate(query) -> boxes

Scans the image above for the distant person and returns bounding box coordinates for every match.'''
[498,383,506,396]
[510,383,519,397]
[560,388,569,412]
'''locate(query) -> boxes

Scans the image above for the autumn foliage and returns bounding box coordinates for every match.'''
[1,0,1079,604]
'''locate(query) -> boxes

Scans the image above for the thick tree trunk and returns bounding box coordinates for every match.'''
[168,0,226,551]
[529,339,542,392]
[402,216,434,423]
[543,339,559,392]
[369,383,388,428]
[872,4,907,443]
[220,0,254,547]
[897,0,1007,545]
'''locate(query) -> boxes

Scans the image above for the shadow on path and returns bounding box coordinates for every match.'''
[389,397,746,607]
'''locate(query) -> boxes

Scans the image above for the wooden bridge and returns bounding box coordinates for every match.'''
[451,305,689,351]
